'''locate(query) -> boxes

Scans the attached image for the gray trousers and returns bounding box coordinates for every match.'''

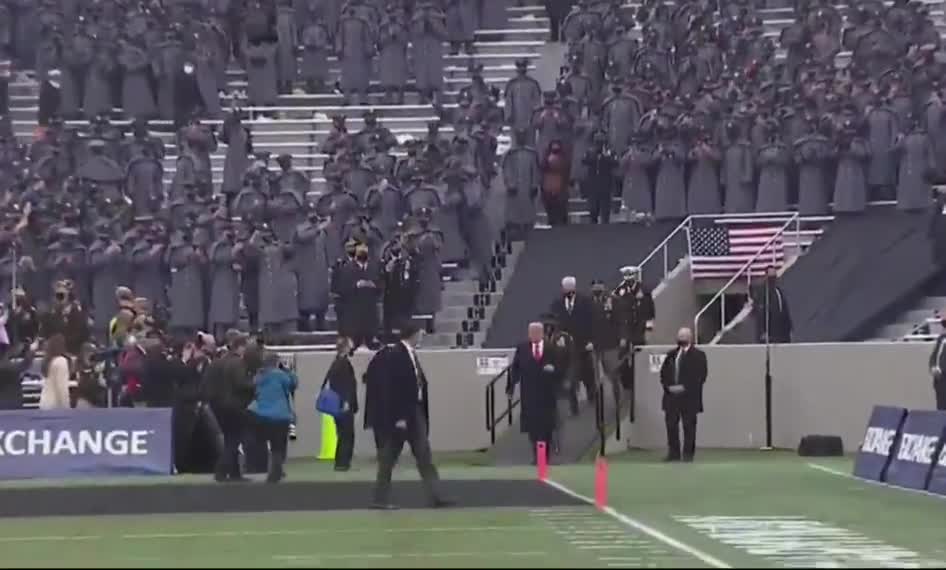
[373,405,441,504]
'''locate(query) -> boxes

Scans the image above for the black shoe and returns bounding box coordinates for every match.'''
[663,455,680,463]
[334,465,350,472]
[265,472,285,484]
[682,455,694,463]
[430,498,455,509]
[228,475,252,483]
[371,502,400,510]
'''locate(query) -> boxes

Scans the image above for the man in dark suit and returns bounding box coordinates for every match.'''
[327,336,358,471]
[928,323,946,411]
[548,276,596,415]
[659,327,708,462]
[0,347,33,410]
[507,321,566,463]
[201,334,253,482]
[337,243,382,350]
[750,266,792,344]
[372,325,451,509]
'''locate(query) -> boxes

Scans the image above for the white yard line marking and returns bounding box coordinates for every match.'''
[0,525,542,544]
[0,535,102,543]
[807,463,946,502]
[543,479,732,569]
[273,551,546,562]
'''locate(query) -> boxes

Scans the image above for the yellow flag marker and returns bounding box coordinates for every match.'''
[318,413,337,460]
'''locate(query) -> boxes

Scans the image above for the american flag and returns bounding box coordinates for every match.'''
[689,222,785,279]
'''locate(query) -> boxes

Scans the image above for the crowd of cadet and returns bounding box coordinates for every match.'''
[0,0,506,118]
[502,0,946,230]
[0,0,521,350]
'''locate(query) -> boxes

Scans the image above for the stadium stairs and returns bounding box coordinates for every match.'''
[864,267,946,342]
[9,2,549,349]
[483,221,679,465]
[483,221,684,347]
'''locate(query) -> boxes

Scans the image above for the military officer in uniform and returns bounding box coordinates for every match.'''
[612,265,655,400]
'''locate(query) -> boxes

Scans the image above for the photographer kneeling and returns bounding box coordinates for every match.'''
[247,349,298,483]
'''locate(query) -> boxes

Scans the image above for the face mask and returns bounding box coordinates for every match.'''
[356,252,368,262]
[565,291,576,298]
[677,339,689,348]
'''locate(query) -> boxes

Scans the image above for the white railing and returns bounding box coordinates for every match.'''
[902,316,942,342]
[632,212,804,288]
[634,217,691,284]
[692,213,801,344]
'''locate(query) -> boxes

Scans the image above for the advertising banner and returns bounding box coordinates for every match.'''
[884,410,946,491]
[853,406,907,482]
[0,408,173,480]
[925,434,946,496]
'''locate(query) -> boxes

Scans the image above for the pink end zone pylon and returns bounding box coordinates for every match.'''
[594,456,609,510]
[536,441,548,481]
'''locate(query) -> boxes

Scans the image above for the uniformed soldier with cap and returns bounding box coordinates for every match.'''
[612,265,655,391]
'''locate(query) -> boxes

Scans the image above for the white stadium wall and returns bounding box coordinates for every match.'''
[283,343,937,459]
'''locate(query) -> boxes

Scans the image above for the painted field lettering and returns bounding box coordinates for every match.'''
[675,516,938,568]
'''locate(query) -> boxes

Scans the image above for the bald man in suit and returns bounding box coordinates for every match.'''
[659,327,708,462]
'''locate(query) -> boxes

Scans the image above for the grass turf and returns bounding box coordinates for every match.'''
[2,451,946,568]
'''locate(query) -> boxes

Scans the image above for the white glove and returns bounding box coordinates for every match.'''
[543,364,556,373]
[933,366,942,378]
[395,419,407,429]
[668,385,685,394]
[619,338,628,348]
[585,342,594,351]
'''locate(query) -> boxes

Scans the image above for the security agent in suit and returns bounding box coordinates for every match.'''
[326,336,358,471]
[659,327,708,462]
[750,266,792,344]
[548,275,596,415]
[928,324,946,410]
[372,325,453,509]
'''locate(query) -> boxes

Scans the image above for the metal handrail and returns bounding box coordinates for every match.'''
[633,211,804,286]
[901,315,942,341]
[693,213,800,344]
[635,216,691,283]
[484,364,517,445]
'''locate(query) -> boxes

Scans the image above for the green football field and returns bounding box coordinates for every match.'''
[2,451,946,568]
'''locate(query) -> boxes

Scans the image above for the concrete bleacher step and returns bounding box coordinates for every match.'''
[915,296,946,312]
[5,63,536,99]
[9,76,511,109]
[10,102,476,124]
[875,322,925,341]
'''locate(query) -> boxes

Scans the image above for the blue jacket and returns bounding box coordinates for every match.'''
[250,366,298,422]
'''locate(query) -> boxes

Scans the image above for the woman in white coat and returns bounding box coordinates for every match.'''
[39,333,71,410]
